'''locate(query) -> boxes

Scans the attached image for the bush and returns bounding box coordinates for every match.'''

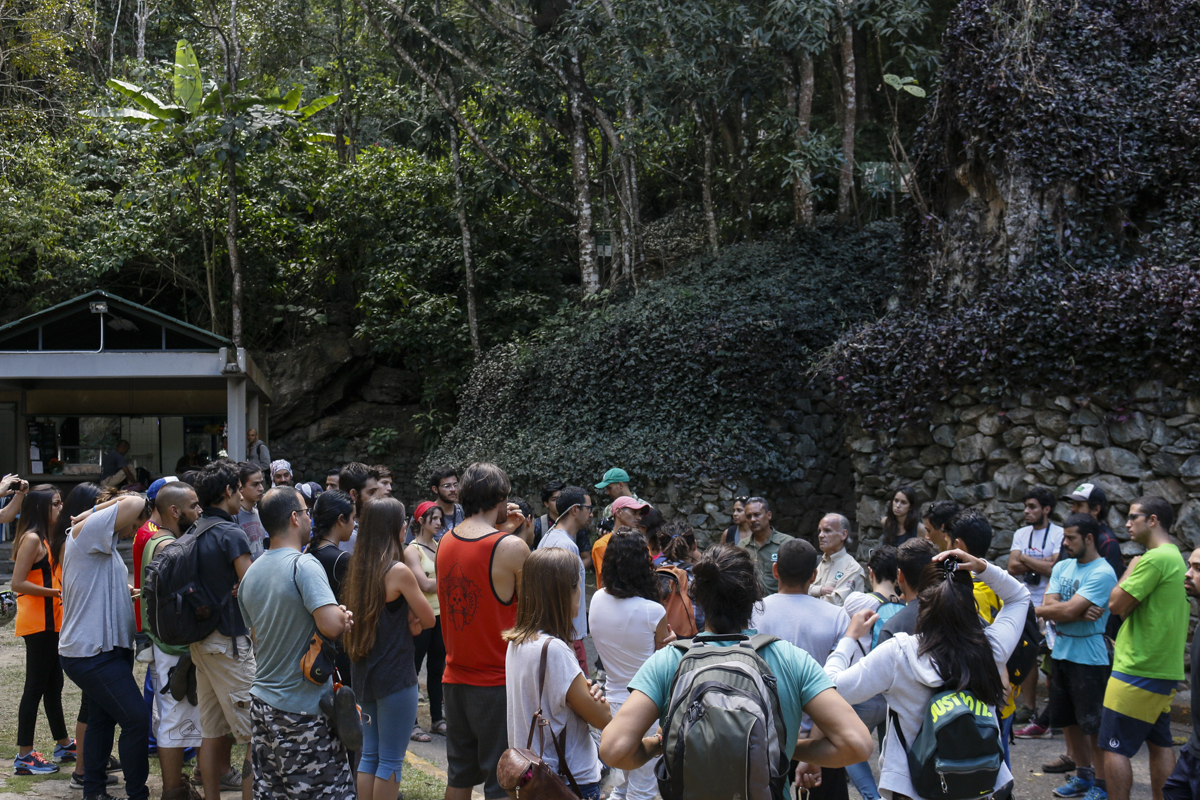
[421,222,898,489]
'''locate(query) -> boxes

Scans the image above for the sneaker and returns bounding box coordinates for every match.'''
[1043,754,1077,773]
[69,772,119,789]
[106,756,122,772]
[1014,722,1052,739]
[54,739,77,764]
[1081,787,1108,800]
[1012,706,1035,725]
[1053,776,1094,798]
[219,766,244,791]
[14,752,59,775]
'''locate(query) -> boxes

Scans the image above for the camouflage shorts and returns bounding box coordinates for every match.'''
[251,696,355,800]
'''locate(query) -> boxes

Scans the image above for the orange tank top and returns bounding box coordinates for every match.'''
[15,546,62,637]
[437,529,517,687]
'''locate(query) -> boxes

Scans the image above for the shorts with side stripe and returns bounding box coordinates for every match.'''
[1097,671,1175,757]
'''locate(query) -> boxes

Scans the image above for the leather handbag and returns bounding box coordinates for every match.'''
[496,638,583,800]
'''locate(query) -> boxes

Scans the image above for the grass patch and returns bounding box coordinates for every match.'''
[401,762,448,800]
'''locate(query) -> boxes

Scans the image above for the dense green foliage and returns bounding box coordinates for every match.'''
[821,0,1200,429]
[423,224,898,486]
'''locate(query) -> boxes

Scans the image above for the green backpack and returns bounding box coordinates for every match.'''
[889,689,1004,799]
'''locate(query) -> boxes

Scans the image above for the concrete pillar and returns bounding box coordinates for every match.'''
[227,377,247,461]
[247,393,260,441]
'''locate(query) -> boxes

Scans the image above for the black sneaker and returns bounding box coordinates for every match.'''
[106,756,122,772]
[70,772,119,789]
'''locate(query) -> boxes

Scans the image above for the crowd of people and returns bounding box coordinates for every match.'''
[2,451,1198,800]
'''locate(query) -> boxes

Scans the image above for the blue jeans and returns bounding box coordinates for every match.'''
[846,761,880,800]
[999,713,1013,768]
[359,683,420,781]
[60,648,149,800]
[577,781,602,800]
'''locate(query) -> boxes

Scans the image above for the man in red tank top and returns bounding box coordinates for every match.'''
[436,463,530,800]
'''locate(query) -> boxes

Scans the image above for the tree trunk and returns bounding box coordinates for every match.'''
[692,102,719,254]
[568,51,599,295]
[449,122,481,359]
[796,51,815,225]
[837,19,857,225]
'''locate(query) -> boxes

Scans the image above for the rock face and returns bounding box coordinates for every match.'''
[254,331,427,490]
[848,382,1200,561]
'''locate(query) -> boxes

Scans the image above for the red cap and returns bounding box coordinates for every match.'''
[612,496,650,512]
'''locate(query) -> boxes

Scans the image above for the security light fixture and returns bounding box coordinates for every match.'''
[89,302,108,314]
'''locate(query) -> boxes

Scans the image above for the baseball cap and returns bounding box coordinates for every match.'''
[1062,483,1107,505]
[147,476,178,501]
[611,495,649,512]
[595,467,631,490]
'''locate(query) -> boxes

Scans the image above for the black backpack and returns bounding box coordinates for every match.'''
[890,689,1004,799]
[1005,606,1041,687]
[143,517,227,647]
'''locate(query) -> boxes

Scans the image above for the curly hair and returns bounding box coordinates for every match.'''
[602,529,660,602]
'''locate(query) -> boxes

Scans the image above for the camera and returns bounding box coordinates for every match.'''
[1023,572,1042,587]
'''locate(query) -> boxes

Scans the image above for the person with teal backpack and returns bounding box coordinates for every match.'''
[822,549,1030,800]
[598,544,874,800]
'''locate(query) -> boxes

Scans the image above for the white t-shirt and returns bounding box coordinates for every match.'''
[537,528,587,640]
[1010,523,1064,605]
[588,589,665,705]
[505,634,601,785]
[60,504,136,658]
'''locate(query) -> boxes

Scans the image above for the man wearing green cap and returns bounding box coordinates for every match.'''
[596,467,642,522]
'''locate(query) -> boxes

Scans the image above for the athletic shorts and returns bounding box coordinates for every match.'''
[190,631,255,742]
[1097,671,1175,757]
[1047,659,1108,735]
[1164,744,1200,800]
[443,683,508,799]
[250,696,355,800]
[151,645,203,748]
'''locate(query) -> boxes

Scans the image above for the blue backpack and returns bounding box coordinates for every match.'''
[869,592,906,649]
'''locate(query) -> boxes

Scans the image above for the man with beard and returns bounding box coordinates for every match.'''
[1035,514,1118,799]
[1009,487,1064,725]
[737,497,793,596]
[1162,546,1200,800]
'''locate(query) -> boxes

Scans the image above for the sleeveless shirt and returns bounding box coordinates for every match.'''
[437,529,517,687]
[350,561,418,703]
[15,545,61,637]
[413,542,440,615]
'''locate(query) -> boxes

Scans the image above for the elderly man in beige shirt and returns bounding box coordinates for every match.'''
[808,513,865,606]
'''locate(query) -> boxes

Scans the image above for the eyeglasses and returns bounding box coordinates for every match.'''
[581,505,593,512]
[1126,512,1147,521]
[294,507,311,517]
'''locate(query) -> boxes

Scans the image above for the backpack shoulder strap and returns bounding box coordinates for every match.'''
[869,591,887,603]
[888,706,909,751]
[747,633,780,652]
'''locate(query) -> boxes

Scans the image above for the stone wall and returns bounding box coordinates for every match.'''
[849,380,1200,562]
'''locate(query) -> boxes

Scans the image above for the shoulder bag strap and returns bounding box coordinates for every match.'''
[888,706,909,752]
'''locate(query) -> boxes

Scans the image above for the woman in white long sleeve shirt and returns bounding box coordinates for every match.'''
[821,549,1030,800]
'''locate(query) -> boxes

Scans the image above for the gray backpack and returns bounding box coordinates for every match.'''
[655,634,789,800]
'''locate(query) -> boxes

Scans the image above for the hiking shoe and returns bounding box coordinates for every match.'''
[1043,754,1077,773]
[14,751,59,775]
[70,772,119,789]
[1053,776,1093,798]
[1081,787,1108,800]
[1014,722,1051,738]
[219,766,244,791]
[53,739,77,763]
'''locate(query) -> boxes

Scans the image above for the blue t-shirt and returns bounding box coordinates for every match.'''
[627,631,834,760]
[238,548,338,715]
[1048,557,1118,666]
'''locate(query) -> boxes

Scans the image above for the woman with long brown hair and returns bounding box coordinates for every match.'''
[343,498,435,800]
[11,485,74,775]
[504,548,612,800]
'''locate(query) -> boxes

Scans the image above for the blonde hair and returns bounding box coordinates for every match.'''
[502,548,579,646]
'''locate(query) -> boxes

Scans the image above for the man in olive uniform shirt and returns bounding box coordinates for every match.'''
[737,497,793,595]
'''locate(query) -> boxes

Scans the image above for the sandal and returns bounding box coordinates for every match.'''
[431,720,447,736]
[410,725,432,743]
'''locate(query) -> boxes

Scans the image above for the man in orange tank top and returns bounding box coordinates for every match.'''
[436,463,530,800]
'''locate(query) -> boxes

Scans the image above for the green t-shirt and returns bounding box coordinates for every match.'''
[626,631,834,760]
[1113,543,1189,680]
